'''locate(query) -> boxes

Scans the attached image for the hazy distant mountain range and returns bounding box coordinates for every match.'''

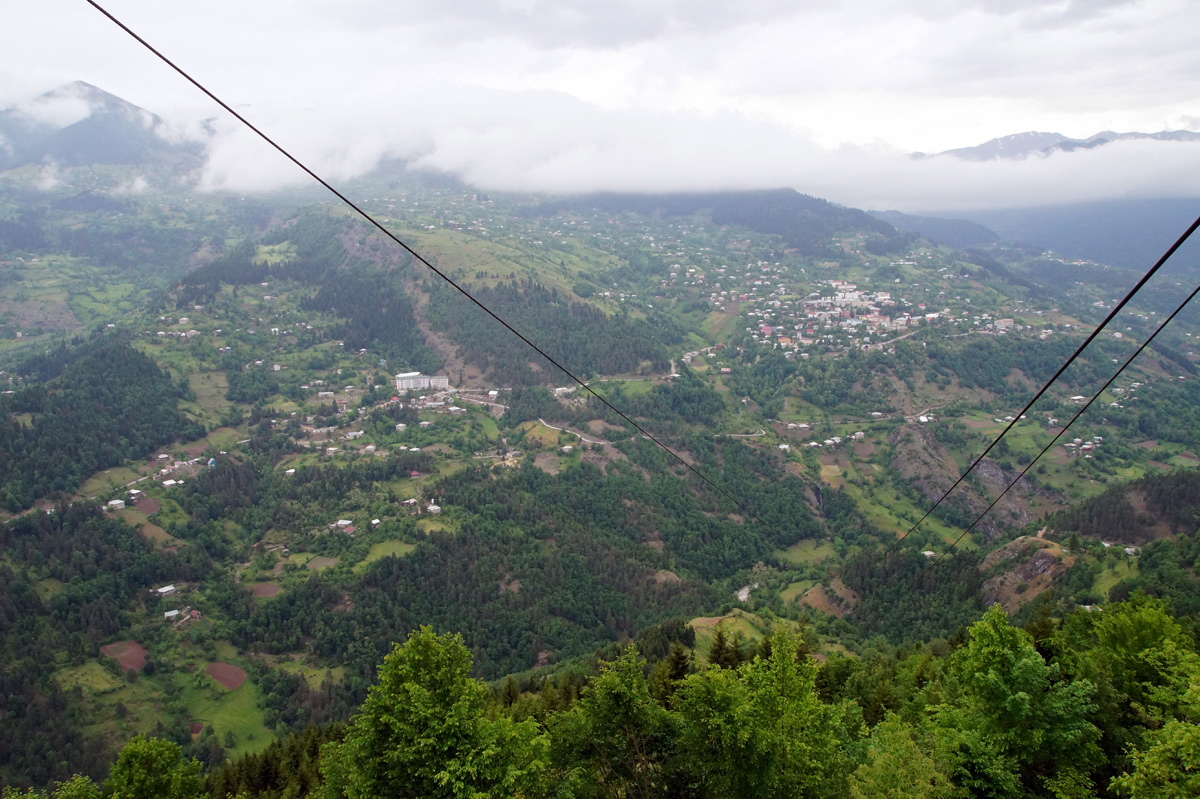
[0,80,202,172]
[919,129,1200,161]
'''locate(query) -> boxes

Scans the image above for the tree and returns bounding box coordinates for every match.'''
[550,646,674,799]
[849,716,957,799]
[1056,591,1200,783]
[674,664,773,797]
[935,605,1101,798]
[50,776,101,799]
[740,628,856,798]
[648,642,692,704]
[707,627,740,670]
[318,626,546,799]
[1110,679,1200,798]
[102,735,202,799]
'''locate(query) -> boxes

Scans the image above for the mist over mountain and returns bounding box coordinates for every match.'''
[0,81,202,172]
[3,81,1199,273]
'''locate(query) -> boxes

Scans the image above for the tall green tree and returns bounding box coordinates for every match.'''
[318,627,547,799]
[549,647,674,799]
[849,716,957,799]
[103,736,202,799]
[1110,678,1200,798]
[935,605,1101,798]
[740,628,858,798]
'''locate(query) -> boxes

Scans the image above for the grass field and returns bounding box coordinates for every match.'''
[689,610,783,664]
[475,414,501,441]
[517,421,562,448]
[255,242,297,264]
[279,659,346,689]
[54,661,124,694]
[115,508,179,547]
[841,481,964,547]
[35,578,64,600]
[416,518,452,535]
[188,371,232,414]
[774,539,837,565]
[593,379,656,398]
[1093,560,1139,599]
[354,540,416,573]
[79,466,146,497]
[152,498,190,528]
[177,671,270,758]
[780,580,817,604]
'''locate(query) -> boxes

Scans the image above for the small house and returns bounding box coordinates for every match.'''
[107,499,126,510]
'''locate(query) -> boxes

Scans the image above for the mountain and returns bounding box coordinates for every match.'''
[869,210,1000,249]
[922,128,1200,162]
[0,81,202,171]
[526,189,903,256]
[947,197,1200,270]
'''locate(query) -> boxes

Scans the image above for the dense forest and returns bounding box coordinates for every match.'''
[425,279,672,385]
[0,504,206,787]
[0,334,201,511]
[14,596,1198,799]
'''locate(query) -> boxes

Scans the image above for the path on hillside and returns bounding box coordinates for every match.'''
[715,429,767,438]
[537,418,609,445]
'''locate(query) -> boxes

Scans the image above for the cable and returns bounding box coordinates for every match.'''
[84,0,785,535]
[889,212,1200,554]
[931,272,1200,566]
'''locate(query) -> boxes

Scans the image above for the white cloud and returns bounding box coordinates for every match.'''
[2,0,1200,211]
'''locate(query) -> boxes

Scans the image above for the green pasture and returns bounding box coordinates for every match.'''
[279,659,346,689]
[54,661,124,694]
[177,671,270,759]
[354,540,417,573]
[780,580,816,604]
[80,466,146,497]
[1093,560,1139,599]
[774,539,837,566]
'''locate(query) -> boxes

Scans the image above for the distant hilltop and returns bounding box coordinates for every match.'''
[0,80,203,172]
[916,129,1200,161]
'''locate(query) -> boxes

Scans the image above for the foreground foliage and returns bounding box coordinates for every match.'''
[17,597,1197,798]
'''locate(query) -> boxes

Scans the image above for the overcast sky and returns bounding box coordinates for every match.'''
[3,0,1200,211]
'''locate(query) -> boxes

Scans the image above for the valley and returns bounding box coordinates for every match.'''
[2,97,1199,798]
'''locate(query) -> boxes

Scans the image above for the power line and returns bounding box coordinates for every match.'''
[932,269,1200,566]
[890,212,1200,554]
[84,0,785,534]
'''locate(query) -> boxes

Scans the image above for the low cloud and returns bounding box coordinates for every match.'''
[189,85,1200,214]
[34,160,61,191]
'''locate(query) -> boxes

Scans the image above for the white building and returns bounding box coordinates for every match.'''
[394,372,451,392]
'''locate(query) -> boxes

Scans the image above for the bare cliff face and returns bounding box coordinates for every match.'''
[886,422,1036,541]
[979,536,1074,614]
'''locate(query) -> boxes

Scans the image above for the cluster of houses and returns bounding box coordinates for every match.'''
[152,584,202,625]
[1064,436,1104,458]
[154,453,206,484]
